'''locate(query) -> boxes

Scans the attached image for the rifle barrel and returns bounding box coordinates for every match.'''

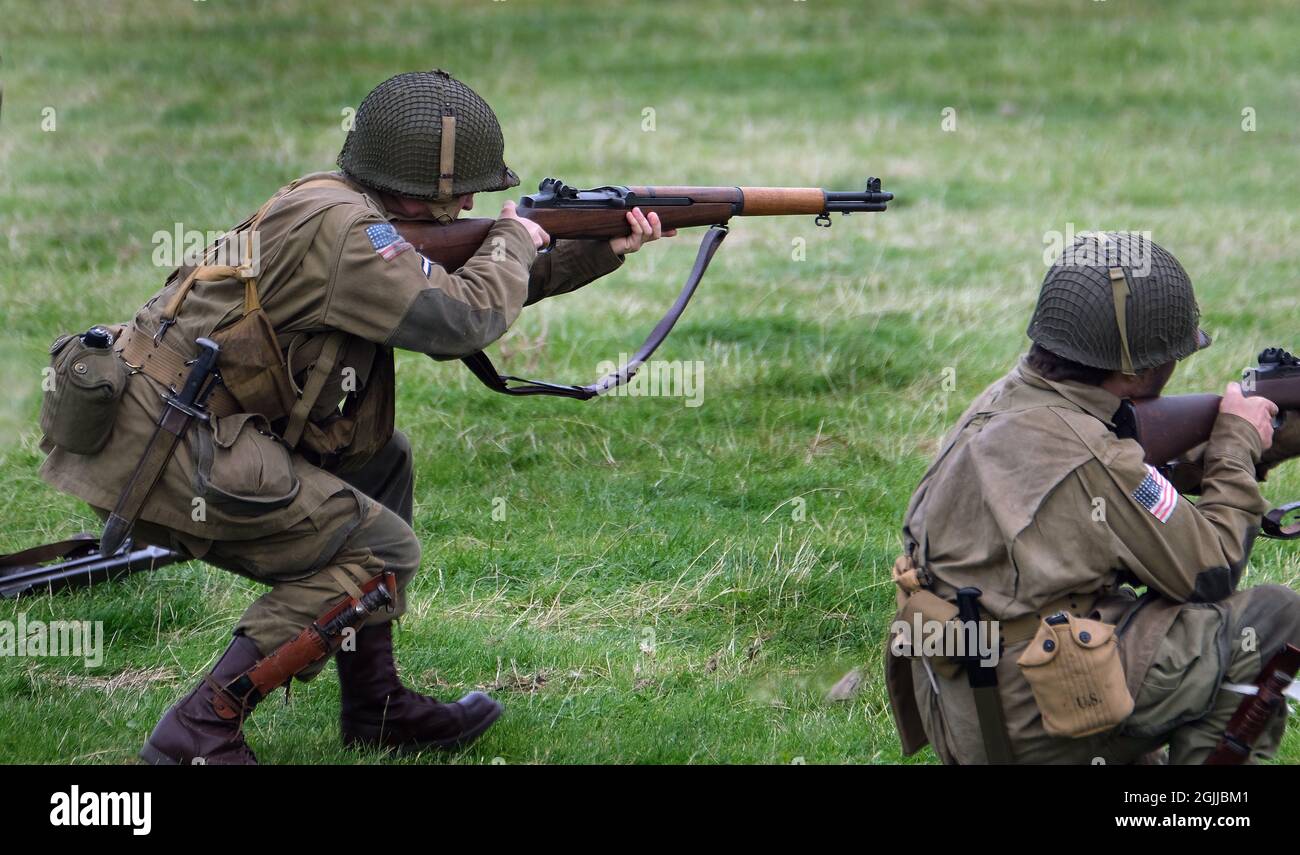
[823,189,894,213]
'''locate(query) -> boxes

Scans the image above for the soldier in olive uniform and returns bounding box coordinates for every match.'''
[39,70,673,764]
[887,232,1300,764]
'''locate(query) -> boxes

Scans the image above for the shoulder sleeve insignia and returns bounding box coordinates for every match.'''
[1132,464,1179,523]
[365,223,412,261]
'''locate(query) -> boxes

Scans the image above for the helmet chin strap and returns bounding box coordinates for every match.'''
[1109,265,1137,376]
[423,199,462,224]
[426,110,461,221]
[437,109,456,200]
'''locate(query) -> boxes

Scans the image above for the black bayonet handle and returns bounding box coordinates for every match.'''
[955,586,997,688]
[174,338,220,408]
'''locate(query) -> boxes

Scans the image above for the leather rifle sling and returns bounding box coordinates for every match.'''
[460,224,729,399]
[0,536,100,571]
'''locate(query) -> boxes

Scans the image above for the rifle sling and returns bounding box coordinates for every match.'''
[0,536,100,571]
[459,224,729,400]
[1262,501,1300,539]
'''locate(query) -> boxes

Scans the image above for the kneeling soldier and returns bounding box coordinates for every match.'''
[39,70,671,764]
[888,232,1300,764]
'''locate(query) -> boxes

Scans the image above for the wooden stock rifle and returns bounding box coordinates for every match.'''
[1115,347,1300,538]
[394,177,893,399]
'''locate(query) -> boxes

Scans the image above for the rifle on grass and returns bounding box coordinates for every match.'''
[0,536,182,598]
[394,177,892,399]
[1114,347,1300,538]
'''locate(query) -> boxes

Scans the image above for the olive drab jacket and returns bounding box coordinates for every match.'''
[40,171,623,549]
[888,356,1270,763]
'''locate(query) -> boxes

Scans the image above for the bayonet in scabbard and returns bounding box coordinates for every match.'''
[99,338,223,556]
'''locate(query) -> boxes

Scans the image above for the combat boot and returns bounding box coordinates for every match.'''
[139,634,264,765]
[337,621,502,752]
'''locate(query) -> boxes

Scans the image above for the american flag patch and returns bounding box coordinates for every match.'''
[366,223,412,261]
[1133,464,1179,523]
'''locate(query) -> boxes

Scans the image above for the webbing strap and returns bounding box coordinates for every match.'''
[460,224,729,400]
[1109,266,1136,376]
[326,565,366,602]
[438,112,457,200]
[118,325,241,417]
[159,176,351,329]
[992,591,1100,649]
[282,331,348,448]
[0,536,98,569]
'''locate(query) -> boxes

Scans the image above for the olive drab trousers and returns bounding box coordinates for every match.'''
[102,430,421,678]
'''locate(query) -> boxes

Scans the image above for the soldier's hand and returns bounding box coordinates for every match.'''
[609,207,677,255]
[498,200,549,249]
[1220,382,1277,449]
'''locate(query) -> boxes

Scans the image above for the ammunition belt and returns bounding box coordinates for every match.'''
[117,324,240,418]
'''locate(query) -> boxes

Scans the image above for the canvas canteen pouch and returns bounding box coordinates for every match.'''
[40,327,128,455]
[1017,611,1134,737]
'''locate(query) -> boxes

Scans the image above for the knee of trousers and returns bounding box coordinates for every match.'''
[348,503,421,589]
[1230,584,1300,656]
[388,429,414,476]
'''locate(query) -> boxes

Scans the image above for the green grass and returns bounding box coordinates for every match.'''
[2,0,1299,764]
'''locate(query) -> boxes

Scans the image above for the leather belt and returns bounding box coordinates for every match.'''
[117,325,240,417]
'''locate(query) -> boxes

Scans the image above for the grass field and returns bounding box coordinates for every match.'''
[2,0,1299,764]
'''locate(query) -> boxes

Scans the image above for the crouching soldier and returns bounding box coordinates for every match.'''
[887,232,1300,764]
[38,70,672,764]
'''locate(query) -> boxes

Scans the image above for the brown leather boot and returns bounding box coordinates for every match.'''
[139,634,263,765]
[337,622,502,752]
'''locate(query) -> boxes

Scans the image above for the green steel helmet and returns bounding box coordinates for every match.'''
[338,69,520,201]
[1027,231,1211,375]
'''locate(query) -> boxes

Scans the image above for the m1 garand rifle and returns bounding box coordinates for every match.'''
[1114,347,1300,538]
[394,177,893,398]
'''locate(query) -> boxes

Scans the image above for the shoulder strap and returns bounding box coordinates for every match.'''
[156,175,358,342]
[461,224,729,399]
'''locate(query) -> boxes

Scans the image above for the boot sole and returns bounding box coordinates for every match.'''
[431,698,503,751]
[138,741,180,766]
[345,698,504,754]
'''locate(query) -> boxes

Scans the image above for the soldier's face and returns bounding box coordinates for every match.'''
[1107,360,1177,399]
[1142,360,1178,397]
